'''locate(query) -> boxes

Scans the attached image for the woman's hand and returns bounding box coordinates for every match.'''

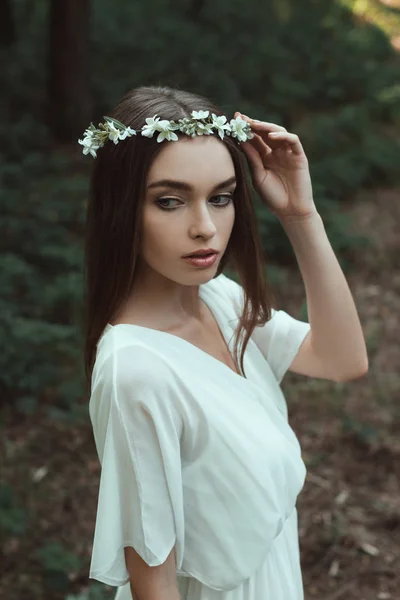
[235,112,317,220]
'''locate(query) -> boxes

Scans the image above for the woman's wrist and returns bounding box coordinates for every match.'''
[278,209,321,227]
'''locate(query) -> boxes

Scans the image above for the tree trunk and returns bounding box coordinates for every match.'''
[47,0,92,142]
[0,0,16,47]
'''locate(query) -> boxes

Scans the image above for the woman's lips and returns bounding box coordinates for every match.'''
[182,252,219,267]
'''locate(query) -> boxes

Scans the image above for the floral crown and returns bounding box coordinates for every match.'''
[78,110,254,158]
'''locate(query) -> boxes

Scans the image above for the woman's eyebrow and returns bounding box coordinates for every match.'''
[147,176,237,192]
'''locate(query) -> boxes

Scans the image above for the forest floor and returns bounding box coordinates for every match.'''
[280,187,400,600]
[1,188,399,600]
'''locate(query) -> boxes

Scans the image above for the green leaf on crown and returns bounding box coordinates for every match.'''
[104,116,127,131]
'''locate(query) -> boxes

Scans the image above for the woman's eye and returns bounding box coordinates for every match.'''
[156,198,181,210]
[155,194,233,211]
[211,194,233,207]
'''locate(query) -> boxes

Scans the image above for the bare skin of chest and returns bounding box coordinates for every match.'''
[177,318,240,376]
[112,299,240,376]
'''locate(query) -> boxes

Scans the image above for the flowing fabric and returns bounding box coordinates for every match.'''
[88,273,311,599]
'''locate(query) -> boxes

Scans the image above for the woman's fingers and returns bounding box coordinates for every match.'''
[236,112,287,132]
[252,121,287,132]
[248,132,272,154]
[267,131,304,155]
[241,139,266,173]
[236,112,296,152]
[235,112,305,161]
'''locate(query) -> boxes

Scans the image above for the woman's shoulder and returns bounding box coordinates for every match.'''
[93,327,176,389]
[201,272,244,315]
[89,332,185,431]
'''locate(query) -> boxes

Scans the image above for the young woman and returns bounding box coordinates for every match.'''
[82,85,368,600]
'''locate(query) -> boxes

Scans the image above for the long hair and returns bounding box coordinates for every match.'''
[83,85,274,393]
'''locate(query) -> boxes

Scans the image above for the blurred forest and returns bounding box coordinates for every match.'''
[1,0,400,599]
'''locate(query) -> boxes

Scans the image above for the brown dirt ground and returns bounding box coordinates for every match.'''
[1,188,399,600]
[280,187,400,599]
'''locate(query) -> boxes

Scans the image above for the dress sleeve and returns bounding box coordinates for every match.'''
[88,341,184,587]
[220,273,311,383]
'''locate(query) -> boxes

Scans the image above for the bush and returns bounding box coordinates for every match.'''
[1,0,399,409]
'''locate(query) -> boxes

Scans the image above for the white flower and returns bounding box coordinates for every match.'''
[195,122,214,136]
[91,148,99,158]
[229,116,253,142]
[78,132,102,158]
[79,140,100,158]
[156,120,179,142]
[107,122,122,144]
[78,129,95,146]
[177,119,196,136]
[142,116,179,141]
[157,131,179,142]
[179,123,192,135]
[141,115,161,138]
[118,126,136,140]
[191,110,210,120]
[82,127,94,138]
[211,114,231,140]
[79,110,255,159]
[78,136,90,150]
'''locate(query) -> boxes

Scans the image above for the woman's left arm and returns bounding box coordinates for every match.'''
[237,112,368,382]
[280,211,368,381]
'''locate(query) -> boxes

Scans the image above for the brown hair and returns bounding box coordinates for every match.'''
[83,85,274,393]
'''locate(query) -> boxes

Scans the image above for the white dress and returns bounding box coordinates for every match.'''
[88,273,311,600]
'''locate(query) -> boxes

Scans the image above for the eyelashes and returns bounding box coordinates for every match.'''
[155,194,234,211]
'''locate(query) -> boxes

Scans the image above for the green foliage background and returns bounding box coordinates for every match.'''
[2,0,399,409]
[1,0,400,597]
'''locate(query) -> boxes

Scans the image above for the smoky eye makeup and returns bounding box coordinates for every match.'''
[154,192,234,211]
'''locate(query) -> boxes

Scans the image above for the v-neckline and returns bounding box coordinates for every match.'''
[102,283,246,380]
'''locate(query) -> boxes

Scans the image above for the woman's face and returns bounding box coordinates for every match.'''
[139,135,236,286]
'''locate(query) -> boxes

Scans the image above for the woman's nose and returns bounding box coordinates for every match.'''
[188,205,217,237]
